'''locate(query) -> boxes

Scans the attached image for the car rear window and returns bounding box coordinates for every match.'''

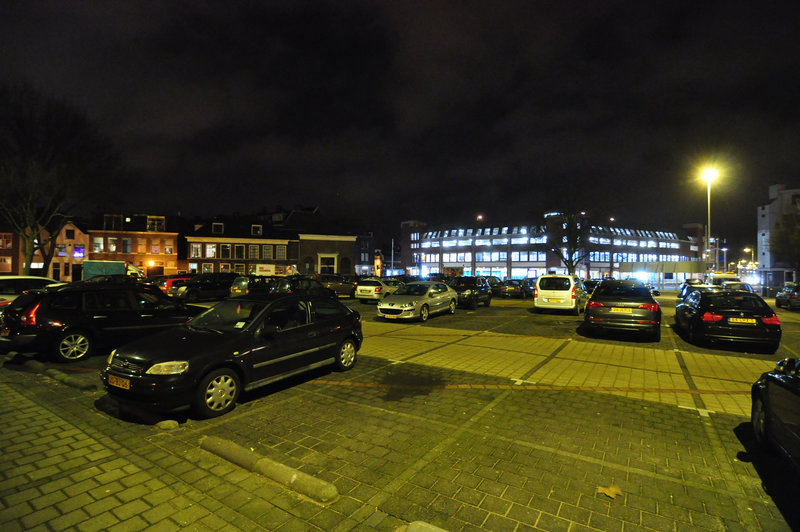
[450,278,476,288]
[706,293,768,312]
[6,292,43,313]
[595,283,651,299]
[359,280,382,287]
[538,277,571,291]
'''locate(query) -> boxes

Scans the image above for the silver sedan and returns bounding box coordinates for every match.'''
[377,281,457,321]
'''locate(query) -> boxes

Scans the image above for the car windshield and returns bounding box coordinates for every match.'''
[705,293,769,312]
[595,282,651,299]
[395,284,429,296]
[189,300,267,332]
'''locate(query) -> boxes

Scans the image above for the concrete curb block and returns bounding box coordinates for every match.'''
[406,522,449,532]
[200,435,339,503]
[43,367,99,390]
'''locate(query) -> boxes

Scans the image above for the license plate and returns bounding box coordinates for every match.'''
[358,289,369,294]
[610,307,632,313]
[383,314,397,319]
[108,374,130,390]
[547,298,562,303]
[729,317,756,324]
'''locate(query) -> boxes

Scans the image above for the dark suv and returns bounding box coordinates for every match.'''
[0,282,203,361]
[448,276,492,309]
[173,272,239,301]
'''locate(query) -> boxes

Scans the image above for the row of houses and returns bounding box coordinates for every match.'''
[0,209,374,282]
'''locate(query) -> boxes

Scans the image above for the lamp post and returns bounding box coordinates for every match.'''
[721,247,728,271]
[701,168,719,270]
[743,247,754,262]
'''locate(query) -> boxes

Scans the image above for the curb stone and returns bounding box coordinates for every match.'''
[200,435,339,503]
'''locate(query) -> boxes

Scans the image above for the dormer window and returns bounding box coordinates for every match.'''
[251,224,262,236]
[212,223,224,235]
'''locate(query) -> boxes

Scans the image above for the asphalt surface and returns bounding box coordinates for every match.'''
[1,291,798,531]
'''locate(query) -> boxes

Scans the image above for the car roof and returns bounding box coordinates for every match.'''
[0,275,58,281]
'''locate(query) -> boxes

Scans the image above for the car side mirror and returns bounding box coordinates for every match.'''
[775,357,797,374]
[652,290,660,296]
[256,324,279,339]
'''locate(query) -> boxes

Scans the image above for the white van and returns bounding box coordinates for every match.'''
[533,274,588,315]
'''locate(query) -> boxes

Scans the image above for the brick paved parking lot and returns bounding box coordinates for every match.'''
[1,295,799,530]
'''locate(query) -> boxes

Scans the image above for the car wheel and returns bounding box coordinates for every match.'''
[766,341,780,354]
[335,339,357,371]
[419,305,429,322]
[448,299,456,314]
[571,304,580,316]
[751,395,768,447]
[469,297,478,310]
[688,322,702,346]
[186,290,199,302]
[54,330,93,362]
[484,296,491,307]
[650,327,661,343]
[195,368,240,418]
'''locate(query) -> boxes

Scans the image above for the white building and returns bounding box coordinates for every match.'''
[757,184,800,287]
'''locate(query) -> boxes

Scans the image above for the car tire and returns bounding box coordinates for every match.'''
[335,339,357,371]
[419,305,429,322]
[484,296,491,307]
[448,299,456,314]
[688,322,702,346]
[186,290,199,302]
[571,304,580,316]
[650,327,661,343]
[54,330,93,362]
[468,297,478,310]
[751,395,768,447]
[766,341,780,354]
[195,368,240,418]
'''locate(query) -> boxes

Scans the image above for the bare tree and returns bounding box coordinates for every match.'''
[545,211,591,276]
[0,84,121,274]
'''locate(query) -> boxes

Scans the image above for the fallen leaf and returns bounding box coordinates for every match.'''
[596,485,624,499]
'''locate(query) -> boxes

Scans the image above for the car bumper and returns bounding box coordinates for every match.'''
[376,307,417,320]
[585,317,660,334]
[0,331,47,352]
[101,368,195,412]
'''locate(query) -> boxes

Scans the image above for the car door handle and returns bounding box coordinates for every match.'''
[140,314,153,318]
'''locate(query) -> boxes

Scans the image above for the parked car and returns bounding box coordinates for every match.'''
[775,283,799,309]
[318,274,356,298]
[0,276,61,311]
[229,275,274,297]
[583,279,662,341]
[582,279,602,295]
[677,279,706,301]
[101,294,362,418]
[485,276,503,296]
[153,275,193,296]
[173,272,239,301]
[0,282,203,361]
[377,281,457,321]
[448,276,492,309]
[674,290,781,353]
[533,274,588,315]
[265,276,338,299]
[751,357,800,473]
[521,278,536,299]
[354,278,403,303]
[720,281,755,293]
[499,279,526,298]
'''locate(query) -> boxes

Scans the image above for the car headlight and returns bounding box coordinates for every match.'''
[402,301,417,308]
[146,361,190,375]
[107,349,117,365]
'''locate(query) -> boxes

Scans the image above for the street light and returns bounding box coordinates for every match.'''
[743,247,754,262]
[701,167,719,269]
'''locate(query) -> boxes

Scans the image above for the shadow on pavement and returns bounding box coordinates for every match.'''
[379,366,446,401]
[734,422,800,529]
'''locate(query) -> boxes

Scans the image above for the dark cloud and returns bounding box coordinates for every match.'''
[2,0,799,250]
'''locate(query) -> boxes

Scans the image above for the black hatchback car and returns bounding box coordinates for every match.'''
[448,276,492,309]
[101,294,362,418]
[675,290,781,353]
[751,357,800,473]
[582,279,662,341]
[173,272,239,301]
[0,282,203,361]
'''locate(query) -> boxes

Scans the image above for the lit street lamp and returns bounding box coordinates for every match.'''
[701,167,719,270]
[743,247,754,262]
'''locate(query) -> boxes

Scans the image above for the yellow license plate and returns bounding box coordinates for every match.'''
[108,374,130,390]
[383,314,397,319]
[729,317,756,324]
[611,307,633,313]
[547,298,562,303]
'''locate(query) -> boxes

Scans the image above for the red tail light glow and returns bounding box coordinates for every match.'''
[21,302,40,326]
[534,287,538,299]
[762,315,781,325]
[701,312,724,322]
[638,303,659,312]
[375,287,382,293]
[586,301,604,309]
[0,301,10,307]
[571,286,576,300]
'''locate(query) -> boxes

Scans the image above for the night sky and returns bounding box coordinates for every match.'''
[3,1,799,254]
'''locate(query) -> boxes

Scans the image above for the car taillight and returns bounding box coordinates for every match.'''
[586,301,604,309]
[375,287,382,293]
[638,303,659,312]
[533,287,538,299]
[571,286,576,300]
[0,301,10,307]
[701,312,724,322]
[20,302,40,326]
[762,315,781,325]
[792,295,797,299]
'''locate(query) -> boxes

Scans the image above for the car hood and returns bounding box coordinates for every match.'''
[112,325,245,364]
[379,294,424,306]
